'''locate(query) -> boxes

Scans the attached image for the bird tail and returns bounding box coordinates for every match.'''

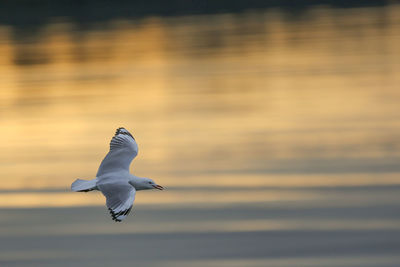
[71,178,98,192]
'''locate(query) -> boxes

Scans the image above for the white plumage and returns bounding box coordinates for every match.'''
[71,127,163,222]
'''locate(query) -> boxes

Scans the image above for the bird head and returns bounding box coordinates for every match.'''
[142,178,164,190]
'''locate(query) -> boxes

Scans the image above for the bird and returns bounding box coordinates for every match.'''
[71,127,163,222]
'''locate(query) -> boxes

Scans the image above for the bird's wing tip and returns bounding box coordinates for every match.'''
[108,206,132,222]
[115,127,135,140]
[115,127,125,134]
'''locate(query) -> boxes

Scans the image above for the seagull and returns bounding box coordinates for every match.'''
[71,127,163,222]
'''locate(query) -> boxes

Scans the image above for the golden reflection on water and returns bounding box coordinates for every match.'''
[0,190,318,208]
[0,5,400,207]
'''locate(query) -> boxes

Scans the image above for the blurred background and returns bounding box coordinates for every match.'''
[1,0,400,266]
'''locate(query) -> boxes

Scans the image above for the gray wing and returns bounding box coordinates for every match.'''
[98,181,136,222]
[96,127,138,177]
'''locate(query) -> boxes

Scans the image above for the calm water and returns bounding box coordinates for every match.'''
[0,4,400,266]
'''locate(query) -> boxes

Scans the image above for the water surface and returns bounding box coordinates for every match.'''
[0,4,400,266]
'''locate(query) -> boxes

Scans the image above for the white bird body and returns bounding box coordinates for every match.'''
[71,127,163,222]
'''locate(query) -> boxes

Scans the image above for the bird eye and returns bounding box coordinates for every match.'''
[148,181,152,184]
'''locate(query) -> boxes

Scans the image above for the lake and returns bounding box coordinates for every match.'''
[0,2,400,266]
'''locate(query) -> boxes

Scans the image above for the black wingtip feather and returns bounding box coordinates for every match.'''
[77,189,94,192]
[108,206,132,222]
[115,127,135,140]
[115,127,124,135]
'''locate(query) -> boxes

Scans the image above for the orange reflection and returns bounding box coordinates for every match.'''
[0,5,400,208]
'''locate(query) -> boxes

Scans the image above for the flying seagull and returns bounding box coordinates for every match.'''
[71,127,163,222]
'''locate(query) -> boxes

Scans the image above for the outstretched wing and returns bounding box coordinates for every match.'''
[98,182,136,222]
[96,127,138,176]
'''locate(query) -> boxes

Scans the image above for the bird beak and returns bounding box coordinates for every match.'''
[153,184,164,190]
